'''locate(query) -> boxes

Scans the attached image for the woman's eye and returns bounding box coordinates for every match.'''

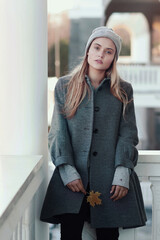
[94,46,99,50]
[106,51,112,54]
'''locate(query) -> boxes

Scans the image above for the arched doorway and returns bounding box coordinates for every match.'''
[104,0,160,63]
[106,12,150,64]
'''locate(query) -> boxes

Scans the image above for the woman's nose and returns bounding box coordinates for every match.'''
[98,50,104,58]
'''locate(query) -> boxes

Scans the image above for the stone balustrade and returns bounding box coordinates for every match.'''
[1,151,160,240]
[0,155,47,240]
[117,65,160,108]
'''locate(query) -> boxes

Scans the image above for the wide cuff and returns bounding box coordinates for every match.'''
[112,166,130,189]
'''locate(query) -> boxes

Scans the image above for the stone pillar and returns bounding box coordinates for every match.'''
[135,107,148,149]
[0,0,48,155]
[150,177,160,240]
[0,1,48,239]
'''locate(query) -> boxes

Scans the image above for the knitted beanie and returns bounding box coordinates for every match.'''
[85,26,122,60]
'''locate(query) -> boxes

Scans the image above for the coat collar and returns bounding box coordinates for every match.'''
[85,75,110,91]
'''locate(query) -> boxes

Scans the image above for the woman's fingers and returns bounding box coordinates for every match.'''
[110,185,128,201]
[110,185,116,194]
[67,179,86,194]
[110,185,120,200]
[67,180,79,192]
[79,179,87,194]
[67,182,128,199]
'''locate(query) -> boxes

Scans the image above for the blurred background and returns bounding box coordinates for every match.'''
[48,0,160,151]
[47,1,160,239]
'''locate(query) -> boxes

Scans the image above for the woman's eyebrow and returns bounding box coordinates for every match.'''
[93,43,114,51]
[93,43,102,48]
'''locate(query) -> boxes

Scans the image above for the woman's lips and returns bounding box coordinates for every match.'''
[95,59,103,64]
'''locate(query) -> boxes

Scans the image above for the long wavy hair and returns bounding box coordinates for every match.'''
[63,54,129,119]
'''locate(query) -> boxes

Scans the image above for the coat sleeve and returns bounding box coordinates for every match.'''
[115,83,139,170]
[59,164,81,186]
[48,77,75,167]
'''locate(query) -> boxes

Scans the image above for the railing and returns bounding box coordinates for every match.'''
[117,64,160,93]
[0,155,47,240]
[117,64,160,107]
[82,150,160,240]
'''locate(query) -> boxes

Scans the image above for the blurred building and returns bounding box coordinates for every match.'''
[67,0,160,150]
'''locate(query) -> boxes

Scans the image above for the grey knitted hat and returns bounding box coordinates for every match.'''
[85,26,122,60]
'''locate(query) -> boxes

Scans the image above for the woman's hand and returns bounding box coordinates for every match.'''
[67,179,86,195]
[110,185,128,201]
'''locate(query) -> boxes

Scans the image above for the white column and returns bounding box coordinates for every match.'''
[135,107,148,149]
[0,0,48,155]
[0,1,48,240]
[132,32,150,64]
[150,177,160,240]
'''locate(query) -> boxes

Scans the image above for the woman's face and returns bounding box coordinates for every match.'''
[87,37,116,73]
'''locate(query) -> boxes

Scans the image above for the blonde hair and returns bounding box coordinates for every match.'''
[63,55,129,119]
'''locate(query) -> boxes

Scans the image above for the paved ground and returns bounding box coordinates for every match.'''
[49,224,60,240]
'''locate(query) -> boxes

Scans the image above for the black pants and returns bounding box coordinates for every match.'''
[60,193,119,240]
[61,215,119,240]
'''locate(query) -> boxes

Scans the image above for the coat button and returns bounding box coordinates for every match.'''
[93,129,98,134]
[94,106,100,112]
[93,151,98,156]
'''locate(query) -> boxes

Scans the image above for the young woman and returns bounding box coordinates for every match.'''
[40,27,146,240]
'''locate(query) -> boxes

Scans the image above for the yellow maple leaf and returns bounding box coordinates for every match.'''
[87,190,102,207]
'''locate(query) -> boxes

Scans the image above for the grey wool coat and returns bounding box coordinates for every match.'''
[40,75,147,229]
